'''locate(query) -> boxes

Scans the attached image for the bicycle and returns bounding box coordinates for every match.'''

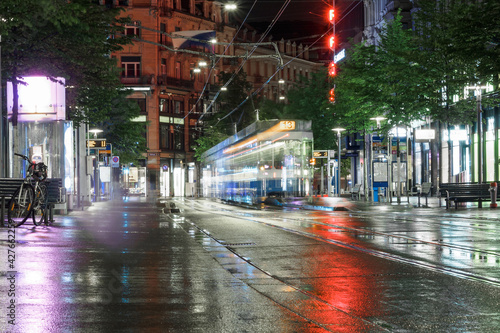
[8,153,49,227]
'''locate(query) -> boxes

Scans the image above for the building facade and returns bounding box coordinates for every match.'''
[107,0,322,197]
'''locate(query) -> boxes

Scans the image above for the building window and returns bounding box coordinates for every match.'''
[161,58,167,75]
[130,98,146,113]
[121,56,141,77]
[175,62,181,79]
[160,123,184,150]
[124,22,140,37]
[174,100,184,114]
[159,23,167,45]
[159,98,168,113]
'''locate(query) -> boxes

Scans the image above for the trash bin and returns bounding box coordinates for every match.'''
[374,187,379,202]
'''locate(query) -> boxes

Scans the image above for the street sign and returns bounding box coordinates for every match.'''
[87,139,107,149]
[313,150,328,158]
[111,156,120,168]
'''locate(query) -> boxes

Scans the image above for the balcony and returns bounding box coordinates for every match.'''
[120,75,154,85]
[157,75,194,90]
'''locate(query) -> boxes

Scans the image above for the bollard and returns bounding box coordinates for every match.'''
[490,182,497,208]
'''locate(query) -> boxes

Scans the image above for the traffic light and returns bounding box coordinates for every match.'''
[310,158,316,165]
[329,88,335,103]
[329,62,336,77]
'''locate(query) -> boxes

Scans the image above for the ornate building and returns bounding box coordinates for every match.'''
[106,0,322,197]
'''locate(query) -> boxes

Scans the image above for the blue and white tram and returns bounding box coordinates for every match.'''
[201,120,313,204]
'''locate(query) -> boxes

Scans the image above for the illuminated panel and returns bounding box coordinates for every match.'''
[313,151,328,158]
[279,121,295,130]
[415,129,436,140]
[7,76,66,122]
[329,9,335,23]
[86,139,107,148]
[329,36,335,50]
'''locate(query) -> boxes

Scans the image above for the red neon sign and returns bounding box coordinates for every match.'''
[329,36,335,50]
[329,9,334,23]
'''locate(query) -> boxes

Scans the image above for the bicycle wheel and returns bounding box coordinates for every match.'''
[33,183,48,226]
[8,184,35,227]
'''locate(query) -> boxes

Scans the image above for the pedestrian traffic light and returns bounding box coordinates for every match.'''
[310,158,316,165]
[329,62,336,77]
[329,88,335,103]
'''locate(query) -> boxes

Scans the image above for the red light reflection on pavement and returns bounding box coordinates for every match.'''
[300,212,389,326]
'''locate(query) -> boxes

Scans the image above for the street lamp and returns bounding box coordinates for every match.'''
[332,128,345,197]
[89,128,103,138]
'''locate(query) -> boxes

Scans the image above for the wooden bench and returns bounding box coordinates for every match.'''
[439,183,492,209]
[351,184,362,200]
[0,178,25,226]
[418,182,432,207]
[1,178,65,226]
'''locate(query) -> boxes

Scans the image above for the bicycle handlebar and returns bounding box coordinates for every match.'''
[14,153,30,162]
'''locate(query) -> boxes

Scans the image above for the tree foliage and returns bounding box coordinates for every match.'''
[192,71,254,160]
[282,69,338,150]
[1,0,145,163]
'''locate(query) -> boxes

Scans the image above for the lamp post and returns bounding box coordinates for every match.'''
[88,128,103,201]
[332,128,345,197]
[370,117,386,202]
[466,85,488,184]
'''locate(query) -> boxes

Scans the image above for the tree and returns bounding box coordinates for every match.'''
[411,0,485,125]
[192,71,253,160]
[1,0,144,162]
[334,11,429,134]
[283,69,338,150]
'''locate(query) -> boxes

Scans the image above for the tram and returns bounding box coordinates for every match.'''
[201,120,313,204]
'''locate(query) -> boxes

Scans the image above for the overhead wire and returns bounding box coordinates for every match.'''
[215,0,363,126]
[184,0,259,121]
[205,0,293,125]
[215,25,331,126]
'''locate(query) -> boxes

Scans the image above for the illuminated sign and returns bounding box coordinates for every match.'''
[415,129,436,140]
[279,121,295,130]
[334,49,345,63]
[7,76,66,122]
[449,129,468,141]
[313,151,328,158]
[86,139,107,148]
[329,36,335,50]
[328,9,334,23]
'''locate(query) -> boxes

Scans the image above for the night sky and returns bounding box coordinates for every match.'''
[232,0,364,48]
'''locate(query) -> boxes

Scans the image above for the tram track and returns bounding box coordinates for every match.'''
[177,199,500,288]
[166,198,500,331]
[174,208,391,332]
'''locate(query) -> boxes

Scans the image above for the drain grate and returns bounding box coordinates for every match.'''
[223,242,256,247]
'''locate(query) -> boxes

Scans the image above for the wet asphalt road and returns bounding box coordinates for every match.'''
[1,196,500,332]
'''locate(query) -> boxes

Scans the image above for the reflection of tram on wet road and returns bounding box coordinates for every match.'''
[201,120,313,205]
